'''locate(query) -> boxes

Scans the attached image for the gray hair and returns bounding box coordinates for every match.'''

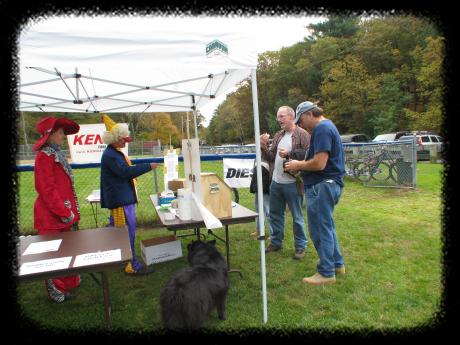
[277,106,295,117]
[102,123,130,144]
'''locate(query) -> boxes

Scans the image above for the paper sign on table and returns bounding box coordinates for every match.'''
[19,256,72,275]
[73,249,122,267]
[23,239,62,255]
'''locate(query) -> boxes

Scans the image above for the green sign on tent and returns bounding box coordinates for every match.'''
[206,39,228,56]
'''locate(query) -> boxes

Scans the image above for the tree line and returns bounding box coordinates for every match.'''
[18,111,206,148]
[205,15,444,145]
[18,15,444,148]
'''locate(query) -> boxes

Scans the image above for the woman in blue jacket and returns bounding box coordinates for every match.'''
[100,115,159,275]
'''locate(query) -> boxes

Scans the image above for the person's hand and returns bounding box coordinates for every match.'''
[284,159,301,173]
[278,148,289,158]
[150,162,160,170]
[260,133,270,147]
[61,211,75,224]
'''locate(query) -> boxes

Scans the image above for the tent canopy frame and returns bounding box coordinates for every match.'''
[19,67,229,114]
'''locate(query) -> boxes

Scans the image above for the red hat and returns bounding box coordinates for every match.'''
[32,116,80,151]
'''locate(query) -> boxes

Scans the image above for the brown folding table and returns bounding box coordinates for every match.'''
[16,227,132,329]
[150,195,257,275]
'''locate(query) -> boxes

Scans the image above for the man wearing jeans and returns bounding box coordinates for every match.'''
[260,106,310,259]
[285,101,346,285]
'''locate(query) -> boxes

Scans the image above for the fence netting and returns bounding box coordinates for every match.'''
[16,160,253,235]
[343,140,416,188]
[16,140,416,235]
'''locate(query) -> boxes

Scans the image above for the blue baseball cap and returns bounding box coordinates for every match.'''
[295,101,316,124]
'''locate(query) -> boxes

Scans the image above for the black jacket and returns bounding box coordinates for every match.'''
[249,164,270,194]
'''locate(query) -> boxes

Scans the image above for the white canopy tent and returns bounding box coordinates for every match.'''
[19,16,269,323]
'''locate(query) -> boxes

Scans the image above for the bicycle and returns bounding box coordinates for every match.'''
[345,156,363,178]
[352,146,398,182]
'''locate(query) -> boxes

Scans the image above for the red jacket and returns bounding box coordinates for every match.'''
[34,151,80,231]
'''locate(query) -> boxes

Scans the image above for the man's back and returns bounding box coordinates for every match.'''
[302,119,345,187]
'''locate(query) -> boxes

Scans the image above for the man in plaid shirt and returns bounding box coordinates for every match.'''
[261,106,311,259]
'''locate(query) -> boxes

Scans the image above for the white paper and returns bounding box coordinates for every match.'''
[73,249,122,267]
[23,239,62,255]
[191,192,223,229]
[86,189,101,202]
[19,256,72,276]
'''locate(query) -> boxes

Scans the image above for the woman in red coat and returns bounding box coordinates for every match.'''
[33,116,81,303]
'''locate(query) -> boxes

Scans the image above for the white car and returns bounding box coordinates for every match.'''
[372,131,411,142]
[398,133,444,161]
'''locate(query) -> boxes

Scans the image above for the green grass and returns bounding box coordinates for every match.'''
[15,162,443,333]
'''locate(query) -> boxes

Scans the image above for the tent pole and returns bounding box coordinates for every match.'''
[191,95,199,140]
[21,112,28,146]
[186,111,190,140]
[75,67,79,101]
[251,69,268,324]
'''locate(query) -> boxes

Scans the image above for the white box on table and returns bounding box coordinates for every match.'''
[140,235,183,265]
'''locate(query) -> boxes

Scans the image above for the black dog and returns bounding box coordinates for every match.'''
[160,240,229,331]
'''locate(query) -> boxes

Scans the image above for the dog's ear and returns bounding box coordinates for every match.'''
[208,239,216,246]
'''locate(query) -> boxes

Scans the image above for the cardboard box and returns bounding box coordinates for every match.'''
[140,235,183,265]
[168,178,188,191]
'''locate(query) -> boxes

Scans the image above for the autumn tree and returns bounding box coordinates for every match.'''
[207,14,444,141]
[136,113,181,146]
[405,36,444,132]
[319,55,379,134]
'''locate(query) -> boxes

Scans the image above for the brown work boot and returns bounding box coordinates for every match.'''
[293,249,306,260]
[265,243,282,253]
[302,272,336,285]
[335,266,346,275]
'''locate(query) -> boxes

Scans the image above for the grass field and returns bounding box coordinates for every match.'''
[15,162,443,333]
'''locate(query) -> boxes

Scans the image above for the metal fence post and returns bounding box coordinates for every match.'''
[412,137,417,189]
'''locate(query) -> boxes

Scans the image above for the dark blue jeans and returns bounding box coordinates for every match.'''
[269,181,307,250]
[305,180,344,277]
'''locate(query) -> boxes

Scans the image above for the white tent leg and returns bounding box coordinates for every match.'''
[251,68,268,324]
[75,67,79,101]
[186,112,191,140]
[191,95,199,139]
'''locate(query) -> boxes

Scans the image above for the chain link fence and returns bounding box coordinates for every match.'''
[16,141,257,162]
[16,140,415,235]
[16,156,255,235]
[343,139,417,188]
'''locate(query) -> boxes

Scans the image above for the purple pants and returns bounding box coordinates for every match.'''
[109,203,144,272]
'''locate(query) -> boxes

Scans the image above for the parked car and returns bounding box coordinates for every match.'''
[397,132,444,161]
[372,131,411,142]
[242,143,256,153]
[340,134,371,143]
